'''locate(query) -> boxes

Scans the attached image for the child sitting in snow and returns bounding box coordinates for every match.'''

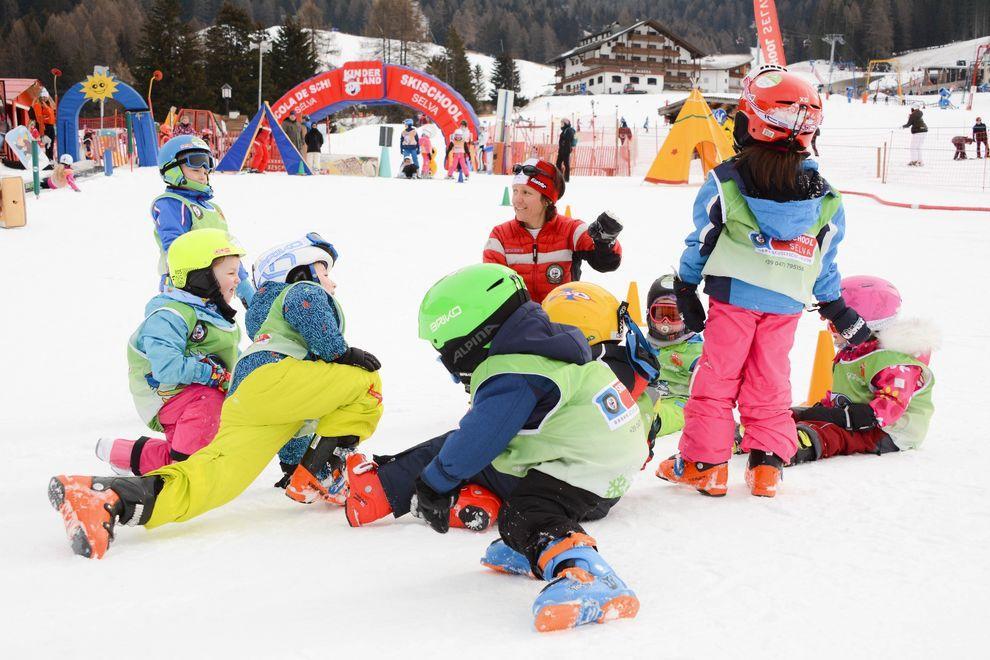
[790,276,937,464]
[643,274,703,440]
[96,229,244,476]
[44,154,81,192]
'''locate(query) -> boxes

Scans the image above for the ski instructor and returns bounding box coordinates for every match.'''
[482,158,622,304]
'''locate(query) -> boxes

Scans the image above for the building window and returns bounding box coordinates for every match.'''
[647,77,657,85]
[630,76,640,83]
[598,76,603,83]
[612,75,621,83]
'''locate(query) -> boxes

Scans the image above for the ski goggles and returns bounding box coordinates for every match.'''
[649,297,685,336]
[177,151,216,172]
[305,231,339,263]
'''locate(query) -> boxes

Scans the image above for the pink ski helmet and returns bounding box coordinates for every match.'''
[840,276,902,330]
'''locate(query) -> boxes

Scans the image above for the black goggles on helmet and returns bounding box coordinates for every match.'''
[177,151,215,172]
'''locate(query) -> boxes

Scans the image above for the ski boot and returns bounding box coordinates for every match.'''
[285,435,358,505]
[532,533,639,632]
[745,449,784,497]
[481,539,533,577]
[656,453,728,496]
[789,425,822,466]
[450,483,501,531]
[344,454,393,527]
[48,474,160,559]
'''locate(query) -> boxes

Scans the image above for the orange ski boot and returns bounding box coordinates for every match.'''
[656,454,728,496]
[344,454,393,527]
[745,450,783,497]
[285,435,357,505]
[48,475,159,559]
[449,483,501,531]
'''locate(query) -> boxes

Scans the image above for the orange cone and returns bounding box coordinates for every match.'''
[564,205,572,217]
[803,330,835,406]
[625,281,642,326]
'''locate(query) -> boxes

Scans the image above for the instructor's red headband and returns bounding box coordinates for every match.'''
[513,158,561,203]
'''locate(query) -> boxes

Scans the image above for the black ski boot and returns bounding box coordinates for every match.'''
[284,435,359,505]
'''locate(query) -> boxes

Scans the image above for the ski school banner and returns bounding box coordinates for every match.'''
[271,61,479,140]
[754,0,787,67]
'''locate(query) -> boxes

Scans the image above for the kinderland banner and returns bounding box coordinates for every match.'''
[271,61,479,141]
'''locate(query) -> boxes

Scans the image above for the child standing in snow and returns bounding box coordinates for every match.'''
[790,276,937,464]
[419,131,433,178]
[96,229,244,476]
[657,66,871,498]
[153,135,255,305]
[51,233,384,559]
[44,154,81,192]
[445,120,472,179]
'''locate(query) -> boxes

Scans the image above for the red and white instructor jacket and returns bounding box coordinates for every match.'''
[483,213,622,303]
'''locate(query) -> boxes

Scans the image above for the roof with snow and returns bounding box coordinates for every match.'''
[699,54,753,71]
[548,19,706,64]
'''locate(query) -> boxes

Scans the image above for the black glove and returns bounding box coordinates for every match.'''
[412,476,458,534]
[588,211,623,244]
[792,402,877,430]
[673,277,706,332]
[818,298,871,345]
[334,347,381,371]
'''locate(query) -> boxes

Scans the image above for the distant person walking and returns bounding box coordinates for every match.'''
[973,117,988,159]
[903,105,928,166]
[304,116,323,172]
[555,118,575,182]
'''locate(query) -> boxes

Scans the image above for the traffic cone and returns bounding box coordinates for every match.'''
[564,205,572,217]
[500,186,510,206]
[803,330,835,406]
[625,281,642,326]
[297,160,306,175]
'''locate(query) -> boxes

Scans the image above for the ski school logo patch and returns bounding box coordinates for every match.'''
[546,264,564,284]
[593,380,638,430]
[190,322,207,342]
[190,205,203,219]
[749,231,815,265]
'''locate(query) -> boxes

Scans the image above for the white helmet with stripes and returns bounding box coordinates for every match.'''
[252,232,337,287]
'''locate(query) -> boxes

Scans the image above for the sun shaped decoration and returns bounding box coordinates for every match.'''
[81,72,119,103]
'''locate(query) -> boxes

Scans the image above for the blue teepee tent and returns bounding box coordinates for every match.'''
[216,102,311,175]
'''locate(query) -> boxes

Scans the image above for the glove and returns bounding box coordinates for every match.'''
[673,277,706,332]
[334,347,381,371]
[793,402,877,430]
[587,211,623,244]
[200,354,231,391]
[818,298,871,345]
[411,476,458,534]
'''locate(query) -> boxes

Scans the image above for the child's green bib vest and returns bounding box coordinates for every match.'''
[127,302,241,431]
[470,354,648,499]
[153,192,229,276]
[656,340,703,399]
[701,172,841,304]
[831,349,934,450]
[237,282,346,363]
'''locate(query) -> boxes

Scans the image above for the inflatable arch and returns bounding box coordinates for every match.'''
[56,75,158,166]
[271,61,480,141]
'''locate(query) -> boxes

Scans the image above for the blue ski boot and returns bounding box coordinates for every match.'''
[532,533,639,632]
[481,539,533,577]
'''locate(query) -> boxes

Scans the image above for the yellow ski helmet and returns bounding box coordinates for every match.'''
[541,282,622,345]
[167,228,246,288]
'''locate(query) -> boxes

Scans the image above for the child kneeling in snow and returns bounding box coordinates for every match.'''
[96,228,244,476]
[790,276,937,464]
[44,154,81,192]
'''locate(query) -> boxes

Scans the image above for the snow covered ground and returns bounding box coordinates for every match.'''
[2,161,988,658]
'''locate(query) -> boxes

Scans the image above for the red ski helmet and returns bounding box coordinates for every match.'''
[736,65,823,151]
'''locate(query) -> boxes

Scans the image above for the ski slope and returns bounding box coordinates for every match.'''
[2,115,989,657]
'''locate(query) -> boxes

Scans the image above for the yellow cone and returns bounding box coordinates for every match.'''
[625,281,643,327]
[803,330,836,406]
[564,205,572,217]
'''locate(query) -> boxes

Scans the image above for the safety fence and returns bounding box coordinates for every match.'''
[503,121,638,176]
[83,128,130,168]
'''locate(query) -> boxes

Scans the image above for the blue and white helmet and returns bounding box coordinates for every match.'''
[404,118,414,126]
[253,232,338,287]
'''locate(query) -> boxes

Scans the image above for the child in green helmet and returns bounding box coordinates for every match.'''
[95,228,244,476]
[153,135,255,305]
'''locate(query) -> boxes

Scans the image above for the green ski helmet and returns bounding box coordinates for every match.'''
[167,228,246,288]
[419,263,530,376]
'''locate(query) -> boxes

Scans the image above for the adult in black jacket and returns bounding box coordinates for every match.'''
[304,118,324,173]
[555,118,575,182]
[902,106,928,166]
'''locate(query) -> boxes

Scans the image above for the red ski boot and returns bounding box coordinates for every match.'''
[656,453,728,496]
[344,454,392,527]
[449,483,501,531]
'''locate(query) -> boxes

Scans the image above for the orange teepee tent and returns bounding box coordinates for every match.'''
[644,89,735,185]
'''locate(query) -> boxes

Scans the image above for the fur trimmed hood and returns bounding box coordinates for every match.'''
[877,317,941,359]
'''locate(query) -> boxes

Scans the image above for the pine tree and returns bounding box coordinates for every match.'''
[268,16,319,99]
[204,1,257,114]
[444,26,477,107]
[867,0,895,60]
[489,50,524,106]
[471,63,487,108]
[134,0,208,117]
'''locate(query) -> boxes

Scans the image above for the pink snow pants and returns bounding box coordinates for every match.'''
[446,153,468,177]
[680,298,800,464]
[110,384,225,475]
